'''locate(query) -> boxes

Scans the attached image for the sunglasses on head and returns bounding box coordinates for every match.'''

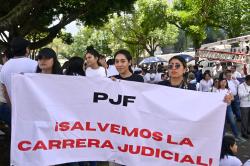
[168,63,181,69]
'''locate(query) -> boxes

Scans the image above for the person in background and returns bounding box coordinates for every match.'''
[36,48,62,74]
[211,78,219,92]
[225,70,241,121]
[111,49,144,82]
[61,61,69,75]
[244,159,250,166]
[187,72,198,90]
[106,59,119,77]
[220,135,242,166]
[158,56,196,90]
[193,65,202,83]
[216,79,244,142]
[0,49,11,128]
[154,65,164,83]
[85,46,106,77]
[144,67,156,84]
[65,56,85,76]
[98,54,108,76]
[199,72,213,92]
[0,37,37,104]
[238,75,250,139]
[212,61,223,78]
[231,65,242,79]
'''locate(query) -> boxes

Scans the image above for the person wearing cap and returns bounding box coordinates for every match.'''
[212,61,223,78]
[238,75,250,139]
[36,48,62,74]
[0,37,37,104]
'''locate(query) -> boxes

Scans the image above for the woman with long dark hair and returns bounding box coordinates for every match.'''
[36,48,62,74]
[111,49,143,82]
[65,56,85,76]
[216,79,244,141]
[158,56,196,90]
[85,46,106,77]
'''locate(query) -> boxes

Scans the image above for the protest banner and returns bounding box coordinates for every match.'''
[11,74,226,166]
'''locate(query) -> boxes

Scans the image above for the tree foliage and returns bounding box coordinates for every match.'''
[109,0,179,56]
[209,0,250,38]
[0,0,136,50]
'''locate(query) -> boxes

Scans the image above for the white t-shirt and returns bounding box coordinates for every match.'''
[86,66,106,77]
[232,71,242,78]
[144,73,156,84]
[227,79,240,96]
[217,88,232,105]
[107,65,119,77]
[243,159,250,166]
[0,57,37,99]
[238,82,250,107]
[199,79,213,92]
[220,155,242,166]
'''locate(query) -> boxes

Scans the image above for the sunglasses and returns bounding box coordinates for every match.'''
[168,63,181,69]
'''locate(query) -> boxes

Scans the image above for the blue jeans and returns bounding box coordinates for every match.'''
[226,105,239,137]
[231,95,241,120]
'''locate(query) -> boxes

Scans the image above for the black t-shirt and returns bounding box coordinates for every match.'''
[113,74,144,82]
[158,80,196,90]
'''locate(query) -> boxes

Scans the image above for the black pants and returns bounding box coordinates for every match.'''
[240,107,250,135]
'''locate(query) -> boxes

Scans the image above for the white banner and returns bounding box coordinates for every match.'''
[11,74,226,166]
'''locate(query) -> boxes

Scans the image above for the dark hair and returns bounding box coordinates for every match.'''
[169,56,187,69]
[85,46,102,66]
[245,75,250,81]
[107,59,115,65]
[218,78,229,89]
[231,66,237,70]
[10,37,30,57]
[36,48,62,74]
[0,49,13,64]
[225,70,232,75]
[202,72,211,79]
[114,49,133,73]
[213,78,219,86]
[220,135,236,159]
[65,56,85,76]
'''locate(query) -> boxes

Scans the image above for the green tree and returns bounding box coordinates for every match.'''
[0,0,136,50]
[109,0,179,56]
[209,0,250,38]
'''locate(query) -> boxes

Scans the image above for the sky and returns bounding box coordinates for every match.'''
[65,21,79,36]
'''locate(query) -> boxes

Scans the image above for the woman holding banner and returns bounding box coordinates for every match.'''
[111,49,144,83]
[158,56,196,90]
[110,50,143,165]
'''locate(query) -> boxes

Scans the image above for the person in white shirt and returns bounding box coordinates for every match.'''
[0,37,37,104]
[238,75,250,139]
[220,135,242,166]
[106,59,119,77]
[217,79,242,140]
[199,72,213,92]
[226,70,241,121]
[144,68,157,84]
[231,65,242,78]
[85,46,106,78]
[212,61,223,78]
[244,159,250,166]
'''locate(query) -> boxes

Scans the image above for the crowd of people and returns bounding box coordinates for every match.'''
[0,37,250,166]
